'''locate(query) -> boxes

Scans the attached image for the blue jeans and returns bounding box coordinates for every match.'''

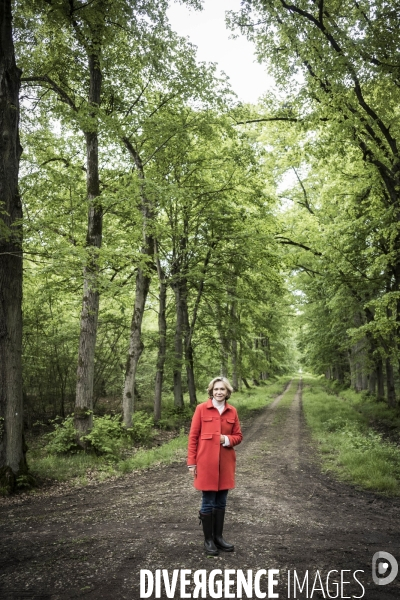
[200,490,229,514]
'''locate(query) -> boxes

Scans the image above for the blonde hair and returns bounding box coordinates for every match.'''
[207,376,234,399]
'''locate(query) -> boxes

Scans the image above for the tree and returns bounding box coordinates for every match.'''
[17,0,205,432]
[0,0,30,491]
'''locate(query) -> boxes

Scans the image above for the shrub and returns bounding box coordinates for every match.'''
[83,414,127,458]
[128,411,154,444]
[156,405,194,430]
[46,415,80,454]
[45,413,152,458]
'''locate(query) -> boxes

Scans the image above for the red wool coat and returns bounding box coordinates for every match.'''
[187,399,243,491]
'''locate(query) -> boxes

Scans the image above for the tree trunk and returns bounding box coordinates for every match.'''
[242,378,251,389]
[154,251,167,422]
[386,358,396,407]
[376,357,385,401]
[75,53,102,439]
[231,338,239,391]
[185,335,197,406]
[183,245,214,405]
[368,371,376,396]
[230,296,239,391]
[0,0,29,491]
[172,283,184,408]
[123,267,151,426]
[219,330,229,377]
[361,371,368,391]
[182,289,197,406]
[122,144,154,427]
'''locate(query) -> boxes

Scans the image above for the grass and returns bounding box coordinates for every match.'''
[28,430,188,487]
[22,375,294,493]
[118,431,187,473]
[302,375,400,494]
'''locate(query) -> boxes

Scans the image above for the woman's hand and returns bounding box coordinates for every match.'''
[220,435,226,444]
[188,466,197,478]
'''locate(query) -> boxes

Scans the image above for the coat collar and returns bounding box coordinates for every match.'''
[205,398,233,411]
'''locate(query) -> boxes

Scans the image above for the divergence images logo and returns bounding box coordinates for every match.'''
[372,552,398,586]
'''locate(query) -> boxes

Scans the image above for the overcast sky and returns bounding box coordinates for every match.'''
[167,0,274,104]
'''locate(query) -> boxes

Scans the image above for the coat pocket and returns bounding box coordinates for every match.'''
[201,417,214,434]
[200,434,213,440]
[225,418,235,433]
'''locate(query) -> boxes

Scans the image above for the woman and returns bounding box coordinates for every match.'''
[187,376,243,555]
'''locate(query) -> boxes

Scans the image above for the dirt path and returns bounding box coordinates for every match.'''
[1,381,400,599]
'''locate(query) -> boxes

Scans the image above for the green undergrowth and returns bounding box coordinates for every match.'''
[23,376,292,492]
[302,376,400,494]
[29,430,188,486]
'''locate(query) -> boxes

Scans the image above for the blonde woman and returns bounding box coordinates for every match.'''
[187,376,243,555]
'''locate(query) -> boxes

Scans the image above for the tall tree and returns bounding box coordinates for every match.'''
[18,0,203,432]
[0,0,28,491]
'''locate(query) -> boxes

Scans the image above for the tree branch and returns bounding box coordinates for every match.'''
[21,75,78,112]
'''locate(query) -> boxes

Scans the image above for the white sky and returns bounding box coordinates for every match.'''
[167,0,274,104]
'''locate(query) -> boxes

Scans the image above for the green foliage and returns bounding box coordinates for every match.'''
[156,404,195,430]
[46,415,80,455]
[128,411,154,445]
[30,428,188,484]
[45,411,154,459]
[226,0,400,403]
[29,452,115,484]
[83,414,128,458]
[118,429,187,473]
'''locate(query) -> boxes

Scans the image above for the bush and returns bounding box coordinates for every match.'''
[83,414,128,458]
[157,405,194,430]
[45,412,154,458]
[128,411,154,444]
[46,415,80,454]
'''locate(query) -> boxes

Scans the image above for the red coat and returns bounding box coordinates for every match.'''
[187,399,243,491]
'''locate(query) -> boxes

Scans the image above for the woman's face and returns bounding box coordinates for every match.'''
[213,381,228,403]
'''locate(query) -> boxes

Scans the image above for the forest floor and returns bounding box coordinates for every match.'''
[1,381,400,600]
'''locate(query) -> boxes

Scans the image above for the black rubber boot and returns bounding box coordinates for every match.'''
[213,508,234,552]
[199,512,219,556]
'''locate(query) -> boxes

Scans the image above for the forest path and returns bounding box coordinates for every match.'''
[1,380,400,599]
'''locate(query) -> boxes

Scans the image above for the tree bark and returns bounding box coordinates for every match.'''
[172,283,184,408]
[218,328,229,377]
[183,245,214,405]
[184,333,197,405]
[376,357,385,402]
[75,52,103,439]
[122,144,154,427]
[231,338,239,391]
[0,0,29,491]
[230,296,239,391]
[385,358,396,408]
[154,249,167,422]
[182,287,197,406]
[368,371,376,396]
